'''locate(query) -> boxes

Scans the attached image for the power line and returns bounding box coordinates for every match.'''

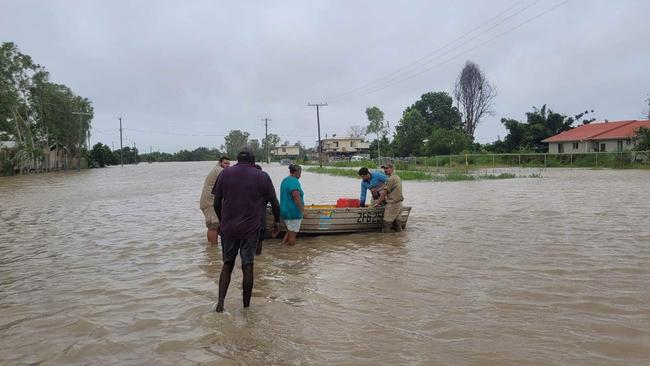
[336,0,570,100]
[330,0,537,101]
[121,127,315,138]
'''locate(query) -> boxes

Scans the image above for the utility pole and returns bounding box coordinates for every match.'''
[308,103,327,167]
[133,142,137,165]
[261,118,271,164]
[119,117,124,167]
[72,111,92,171]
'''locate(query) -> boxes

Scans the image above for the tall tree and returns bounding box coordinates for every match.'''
[262,133,280,160]
[393,108,429,156]
[1,42,93,173]
[411,92,462,131]
[453,61,496,138]
[224,130,249,158]
[249,138,264,160]
[365,106,387,159]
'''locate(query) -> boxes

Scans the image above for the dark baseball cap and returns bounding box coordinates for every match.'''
[381,163,394,169]
[237,145,256,162]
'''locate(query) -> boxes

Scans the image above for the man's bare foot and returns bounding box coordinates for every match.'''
[215,303,224,313]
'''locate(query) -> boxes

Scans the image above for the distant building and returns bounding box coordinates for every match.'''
[271,145,300,157]
[542,120,650,153]
[0,141,17,149]
[320,137,370,159]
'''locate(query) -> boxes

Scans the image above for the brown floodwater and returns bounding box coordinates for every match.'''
[1,162,649,365]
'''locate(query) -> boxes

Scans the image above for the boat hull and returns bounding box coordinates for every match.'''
[265,205,411,235]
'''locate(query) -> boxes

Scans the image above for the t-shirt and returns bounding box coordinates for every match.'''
[212,162,278,239]
[359,171,388,206]
[384,174,404,204]
[199,164,223,210]
[280,176,304,220]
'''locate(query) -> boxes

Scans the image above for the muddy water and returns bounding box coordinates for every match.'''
[1,162,649,365]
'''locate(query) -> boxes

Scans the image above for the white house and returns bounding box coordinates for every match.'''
[320,137,370,158]
[542,120,650,153]
[271,145,300,157]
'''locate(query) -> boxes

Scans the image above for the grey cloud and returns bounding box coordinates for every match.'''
[2,0,649,151]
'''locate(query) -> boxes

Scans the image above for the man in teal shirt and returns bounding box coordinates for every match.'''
[280,164,305,245]
[357,167,388,207]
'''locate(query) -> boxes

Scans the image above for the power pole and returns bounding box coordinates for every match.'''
[133,142,137,165]
[261,118,271,164]
[119,117,124,167]
[72,111,92,171]
[308,102,327,167]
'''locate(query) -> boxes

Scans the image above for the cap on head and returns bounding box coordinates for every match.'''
[237,146,255,163]
[381,163,394,169]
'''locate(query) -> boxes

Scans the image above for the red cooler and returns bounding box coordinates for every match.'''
[336,198,360,208]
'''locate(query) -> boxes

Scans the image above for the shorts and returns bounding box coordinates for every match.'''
[284,219,303,232]
[383,202,403,223]
[220,235,258,265]
[201,207,220,230]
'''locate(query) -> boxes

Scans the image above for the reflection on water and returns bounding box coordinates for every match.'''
[1,162,649,365]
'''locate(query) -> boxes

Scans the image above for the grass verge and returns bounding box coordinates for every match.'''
[305,167,520,181]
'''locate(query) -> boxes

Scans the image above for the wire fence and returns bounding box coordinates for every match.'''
[319,151,650,172]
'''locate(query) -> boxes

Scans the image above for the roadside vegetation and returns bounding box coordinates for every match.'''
[305,167,521,181]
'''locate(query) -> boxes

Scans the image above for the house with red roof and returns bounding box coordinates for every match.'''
[542,120,650,154]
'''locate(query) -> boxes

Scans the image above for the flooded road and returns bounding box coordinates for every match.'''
[1,162,649,365]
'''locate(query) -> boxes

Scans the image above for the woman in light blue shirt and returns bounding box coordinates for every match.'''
[280,164,305,245]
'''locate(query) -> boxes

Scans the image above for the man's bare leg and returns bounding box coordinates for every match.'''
[282,231,289,245]
[287,231,297,245]
[242,263,254,308]
[207,229,219,245]
[216,261,235,312]
[392,218,402,232]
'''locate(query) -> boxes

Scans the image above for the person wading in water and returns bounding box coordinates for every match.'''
[212,147,280,312]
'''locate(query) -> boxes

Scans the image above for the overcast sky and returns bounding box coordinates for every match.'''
[2,0,649,152]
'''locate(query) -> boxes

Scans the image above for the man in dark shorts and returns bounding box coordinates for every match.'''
[212,146,280,312]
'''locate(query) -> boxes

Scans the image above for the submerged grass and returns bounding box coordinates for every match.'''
[305,167,519,181]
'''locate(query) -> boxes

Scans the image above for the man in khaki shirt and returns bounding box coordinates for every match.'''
[200,156,230,244]
[375,163,404,233]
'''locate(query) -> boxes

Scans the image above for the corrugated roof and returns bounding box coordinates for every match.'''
[590,120,650,140]
[542,120,650,142]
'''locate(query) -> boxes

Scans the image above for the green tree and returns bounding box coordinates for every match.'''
[90,143,113,167]
[262,133,280,161]
[424,128,472,155]
[368,135,392,158]
[249,139,262,159]
[635,126,650,151]
[393,108,428,156]
[224,130,250,158]
[365,106,387,159]
[1,42,93,173]
[411,92,462,131]
[500,105,594,152]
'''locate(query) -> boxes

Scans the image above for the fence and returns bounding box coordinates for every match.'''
[319,151,650,171]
